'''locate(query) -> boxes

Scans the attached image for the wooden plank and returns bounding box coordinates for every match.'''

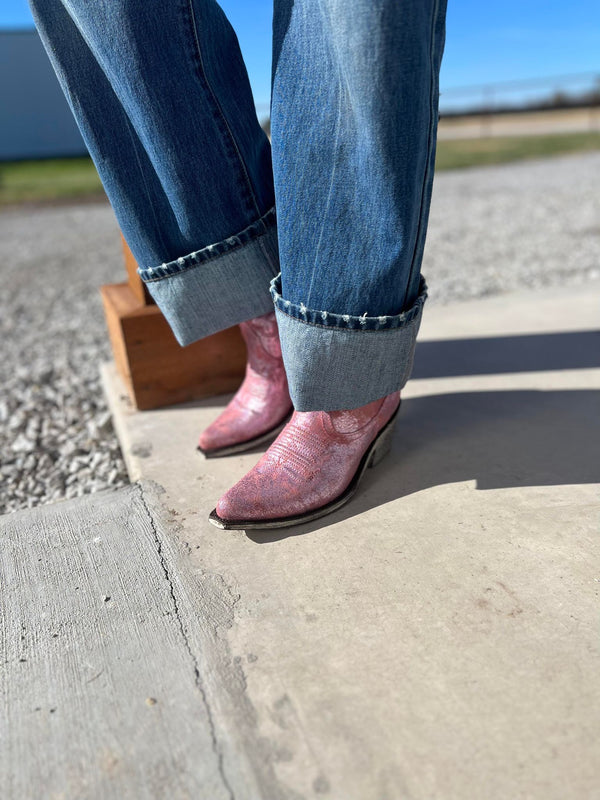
[0,486,234,800]
[100,283,246,410]
[121,236,153,306]
[100,283,134,391]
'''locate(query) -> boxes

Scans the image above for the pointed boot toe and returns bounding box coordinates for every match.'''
[209,392,401,530]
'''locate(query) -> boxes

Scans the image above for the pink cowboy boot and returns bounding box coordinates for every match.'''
[209,391,401,529]
[197,311,293,457]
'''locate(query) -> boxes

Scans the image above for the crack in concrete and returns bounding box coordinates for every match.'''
[137,483,235,800]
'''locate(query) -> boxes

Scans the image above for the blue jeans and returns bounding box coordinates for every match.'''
[30,0,447,411]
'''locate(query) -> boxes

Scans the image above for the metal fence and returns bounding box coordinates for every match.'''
[437,72,600,138]
[439,71,600,117]
[256,72,600,137]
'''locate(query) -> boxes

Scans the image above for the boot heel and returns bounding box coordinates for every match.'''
[368,417,396,468]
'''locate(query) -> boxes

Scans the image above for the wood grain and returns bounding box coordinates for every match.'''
[121,236,153,306]
[100,283,246,410]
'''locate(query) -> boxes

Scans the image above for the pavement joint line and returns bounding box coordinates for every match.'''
[136,481,237,800]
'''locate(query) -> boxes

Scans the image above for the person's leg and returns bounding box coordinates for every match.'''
[212,0,447,527]
[29,0,278,339]
[270,0,447,412]
[29,0,292,450]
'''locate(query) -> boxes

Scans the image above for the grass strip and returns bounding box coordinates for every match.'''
[1,131,600,206]
[435,130,600,170]
[0,157,104,206]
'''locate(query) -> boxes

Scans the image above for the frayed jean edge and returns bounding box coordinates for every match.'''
[271,275,428,411]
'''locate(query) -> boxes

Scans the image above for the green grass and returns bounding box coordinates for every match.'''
[0,157,104,206]
[1,131,600,206]
[435,131,600,171]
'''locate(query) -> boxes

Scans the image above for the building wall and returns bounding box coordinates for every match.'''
[0,28,88,161]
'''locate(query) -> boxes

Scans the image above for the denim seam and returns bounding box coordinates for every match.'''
[402,0,440,310]
[257,237,278,276]
[184,0,262,220]
[139,205,276,283]
[256,215,280,274]
[122,114,171,258]
[45,6,172,259]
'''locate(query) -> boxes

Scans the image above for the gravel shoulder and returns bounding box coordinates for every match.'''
[1,152,599,514]
[0,203,128,513]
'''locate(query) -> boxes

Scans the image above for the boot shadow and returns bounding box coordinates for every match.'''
[246,328,599,542]
[247,387,598,542]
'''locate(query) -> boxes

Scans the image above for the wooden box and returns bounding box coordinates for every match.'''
[100,239,246,410]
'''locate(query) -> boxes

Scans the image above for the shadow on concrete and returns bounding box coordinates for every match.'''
[248,387,598,542]
[413,331,600,378]
[245,319,600,542]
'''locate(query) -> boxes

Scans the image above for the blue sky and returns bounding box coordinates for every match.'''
[3,0,599,110]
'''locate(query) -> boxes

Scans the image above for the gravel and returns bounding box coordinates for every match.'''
[424,151,600,304]
[0,202,128,513]
[1,151,599,514]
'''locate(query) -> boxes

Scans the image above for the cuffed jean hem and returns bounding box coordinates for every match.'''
[137,207,279,346]
[269,274,428,411]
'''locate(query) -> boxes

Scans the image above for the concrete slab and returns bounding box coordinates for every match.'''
[101,284,600,800]
[0,485,278,799]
